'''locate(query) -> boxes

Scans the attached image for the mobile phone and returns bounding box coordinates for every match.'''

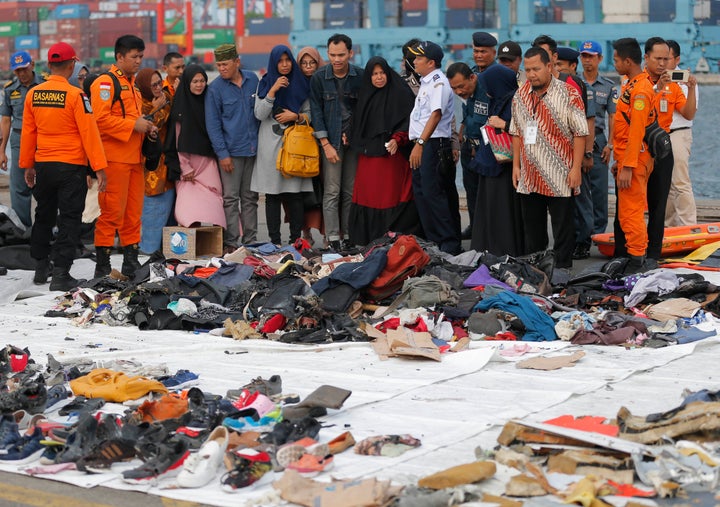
[670,69,689,82]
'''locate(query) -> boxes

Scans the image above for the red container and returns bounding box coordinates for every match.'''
[237,34,289,54]
[447,0,484,8]
[55,18,91,33]
[402,0,428,10]
[0,36,12,52]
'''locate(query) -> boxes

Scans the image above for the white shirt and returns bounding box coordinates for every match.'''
[670,65,698,130]
[409,69,455,140]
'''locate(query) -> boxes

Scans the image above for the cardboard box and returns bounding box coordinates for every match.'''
[162,226,223,260]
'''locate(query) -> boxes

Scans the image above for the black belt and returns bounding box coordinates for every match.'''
[669,126,691,134]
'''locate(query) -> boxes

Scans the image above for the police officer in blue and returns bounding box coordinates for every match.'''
[1,51,44,229]
[447,62,488,240]
[580,40,616,241]
[408,41,461,255]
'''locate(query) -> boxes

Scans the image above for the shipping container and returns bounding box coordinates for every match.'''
[39,20,57,35]
[402,10,427,26]
[52,4,91,20]
[236,34,289,54]
[446,9,484,28]
[402,0,428,10]
[602,0,649,16]
[0,22,29,37]
[384,15,399,26]
[193,28,235,47]
[238,53,268,71]
[0,36,13,52]
[325,1,363,20]
[324,18,362,28]
[447,0,484,8]
[15,35,39,50]
[308,19,324,30]
[55,18,92,34]
[246,17,291,35]
[98,46,116,63]
[309,2,324,20]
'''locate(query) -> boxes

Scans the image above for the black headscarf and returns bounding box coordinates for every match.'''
[168,64,213,157]
[482,64,518,121]
[351,56,415,157]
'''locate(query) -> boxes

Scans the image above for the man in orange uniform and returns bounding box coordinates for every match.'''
[90,35,155,278]
[162,51,184,97]
[643,37,696,262]
[19,42,108,291]
[611,38,655,273]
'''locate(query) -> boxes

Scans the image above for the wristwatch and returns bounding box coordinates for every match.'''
[416,138,425,146]
[584,151,593,159]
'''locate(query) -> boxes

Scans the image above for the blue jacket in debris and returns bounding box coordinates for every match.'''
[474,290,557,341]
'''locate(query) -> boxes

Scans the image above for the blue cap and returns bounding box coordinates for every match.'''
[472,31,497,48]
[557,47,580,62]
[580,40,602,55]
[409,41,444,66]
[10,51,32,71]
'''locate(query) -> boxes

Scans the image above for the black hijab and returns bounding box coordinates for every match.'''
[482,64,518,121]
[351,56,415,157]
[168,64,214,157]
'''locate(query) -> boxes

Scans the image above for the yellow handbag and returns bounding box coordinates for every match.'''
[276,114,321,179]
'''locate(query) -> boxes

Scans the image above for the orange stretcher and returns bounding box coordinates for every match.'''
[592,222,720,258]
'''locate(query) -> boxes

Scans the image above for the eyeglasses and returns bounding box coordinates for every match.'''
[300,60,317,67]
[150,81,163,88]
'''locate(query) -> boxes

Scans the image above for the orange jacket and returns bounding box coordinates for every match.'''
[162,77,176,97]
[651,80,687,132]
[19,75,107,171]
[613,71,655,170]
[90,64,143,163]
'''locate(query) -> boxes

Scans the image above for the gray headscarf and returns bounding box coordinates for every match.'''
[68,62,89,89]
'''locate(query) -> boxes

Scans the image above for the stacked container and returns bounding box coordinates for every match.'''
[239,15,291,70]
[324,1,363,29]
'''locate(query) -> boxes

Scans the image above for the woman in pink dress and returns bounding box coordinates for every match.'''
[164,64,226,229]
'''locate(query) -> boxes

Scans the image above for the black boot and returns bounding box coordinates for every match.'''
[49,267,86,292]
[33,258,53,285]
[624,255,647,275]
[94,247,112,278]
[121,244,142,277]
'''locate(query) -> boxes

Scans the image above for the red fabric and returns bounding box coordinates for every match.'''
[260,314,286,333]
[189,266,219,279]
[352,152,413,209]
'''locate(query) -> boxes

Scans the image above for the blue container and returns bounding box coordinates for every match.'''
[240,53,269,71]
[324,1,363,20]
[402,10,427,26]
[27,22,38,35]
[53,4,90,19]
[246,16,291,35]
[324,18,362,29]
[15,34,39,49]
[446,9,482,28]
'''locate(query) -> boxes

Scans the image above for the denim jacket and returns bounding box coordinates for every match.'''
[309,63,364,149]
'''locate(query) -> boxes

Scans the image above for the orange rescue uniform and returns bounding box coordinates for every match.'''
[19,75,107,171]
[91,64,145,247]
[162,78,176,97]
[613,71,655,257]
[651,81,687,132]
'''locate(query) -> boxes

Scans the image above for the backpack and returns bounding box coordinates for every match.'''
[101,70,125,118]
[364,235,430,301]
[276,114,320,179]
[620,108,671,160]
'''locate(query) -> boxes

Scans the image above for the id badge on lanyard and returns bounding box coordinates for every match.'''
[660,97,668,113]
[525,120,538,145]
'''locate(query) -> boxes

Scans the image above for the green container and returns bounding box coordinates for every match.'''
[192,28,234,47]
[99,47,116,63]
[37,7,51,21]
[0,21,28,37]
[166,20,185,35]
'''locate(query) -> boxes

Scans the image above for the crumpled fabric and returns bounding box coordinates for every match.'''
[553,311,596,341]
[475,291,556,341]
[168,298,197,316]
[645,297,701,321]
[223,318,261,340]
[354,434,422,457]
[624,271,681,307]
[571,320,648,346]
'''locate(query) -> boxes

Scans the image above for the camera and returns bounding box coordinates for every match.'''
[670,70,689,82]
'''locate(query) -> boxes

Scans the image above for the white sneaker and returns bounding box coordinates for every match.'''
[177,426,228,488]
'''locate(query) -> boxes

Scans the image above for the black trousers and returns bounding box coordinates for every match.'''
[519,192,575,268]
[31,161,88,269]
[460,140,479,227]
[265,192,304,245]
[412,137,461,255]
[613,150,674,259]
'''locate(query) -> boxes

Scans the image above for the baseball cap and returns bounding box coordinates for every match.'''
[472,31,497,48]
[557,47,580,62]
[409,41,444,65]
[580,40,602,55]
[10,51,32,71]
[47,42,78,63]
[497,40,522,60]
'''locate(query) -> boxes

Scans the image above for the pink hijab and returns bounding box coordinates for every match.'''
[297,46,325,69]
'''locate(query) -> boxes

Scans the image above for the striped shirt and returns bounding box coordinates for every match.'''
[509,77,588,197]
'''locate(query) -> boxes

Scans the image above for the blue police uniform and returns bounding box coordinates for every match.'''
[460,73,489,230]
[1,72,44,227]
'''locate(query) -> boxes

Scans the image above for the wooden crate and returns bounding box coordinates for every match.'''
[162,226,223,260]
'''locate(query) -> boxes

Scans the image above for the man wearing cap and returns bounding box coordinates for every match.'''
[408,41,461,255]
[580,40,616,239]
[497,40,525,85]
[556,46,598,260]
[19,42,107,291]
[90,34,156,278]
[206,43,260,250]
[309,33,364,250]
[471,31,497,73]
[1,50,45,229]
[510,47,588,269]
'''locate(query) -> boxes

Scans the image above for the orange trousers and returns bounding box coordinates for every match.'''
[616,153,654,257]
[94,161,144,247]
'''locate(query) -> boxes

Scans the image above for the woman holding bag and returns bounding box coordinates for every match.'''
[470,63,524,256]
[164,64,225,228]
[251,44,312,246]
